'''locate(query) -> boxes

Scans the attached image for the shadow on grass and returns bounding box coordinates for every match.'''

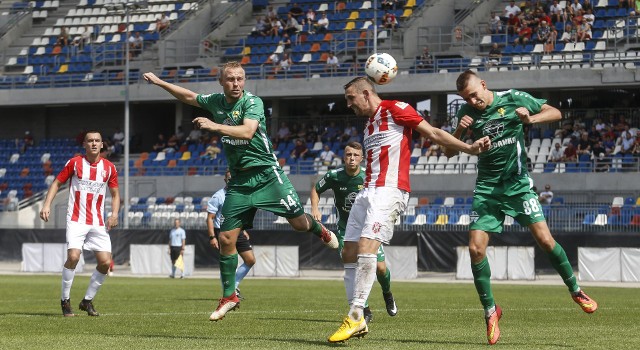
[256,317,337,324]
[0,312,60,317]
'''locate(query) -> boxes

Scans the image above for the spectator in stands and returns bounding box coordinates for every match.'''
[592,140,606,159]
[549,143,563,162]
[506,13,521,35]
[576,18,592,42]
[276,53,293,73]
[583,8,595,27]
[275,122,291,144]
[280,33,293,53]
[544,26,557,54]
[619,0,631,9]
[128,31,144,59]
[284,13,300,36]
[631,1,639,15]
[290,138,309,160]
[153,134,167,152]
[319,144,337,166]
[267,5,277,19]
[250,16,267,37]
[186,127,202,145]
[516,21,533,44]
[325,51,339,74]
[486,43,502,67]
[306,7,316,26]
[417,46,433,69]
[440,121,453,133]
[619,129,635,155]
[577,132,592,156]
[548,0,563,24]
[165,134,180,153]
[561,142,577,162]
[156,12,171,33]
[268,52,281,68]
[581,0,593,12]
[18,130,34,154]
[382,12,397,30]
[537,20,552,44]
[345,128,361,146]
[112,127,124,154]
[289,2,304,20]
[568,0,582,18]
[503,0,521,20]
[340,123,357,143]
[77,26,91,49]
[561,24,577,44]
[315,12,329,34]
[269,17,283,37]
[57,27,70,47]
[321,121,340,142]
[201,138,221,159]
[588,125,601,144]
[175,126,185,144]
[631,137,640,158]
[347,53,360,75]
[381,0,397,11]
[539,184,554,205]
[489,11,503,34]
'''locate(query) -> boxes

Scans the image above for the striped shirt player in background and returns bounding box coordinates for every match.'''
[40,131,120,317]
[328,77,491,343]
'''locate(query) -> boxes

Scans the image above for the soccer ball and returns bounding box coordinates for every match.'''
[364,53,398,85]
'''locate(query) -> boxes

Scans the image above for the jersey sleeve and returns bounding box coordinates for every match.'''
[56,158,75,183]
[242,94,265,121]
[206,194,219,214]
[107,163,118,188]
[196,93,219,111]
[388,101,424,128]
[315,171,334,194]
[511,89,546,114]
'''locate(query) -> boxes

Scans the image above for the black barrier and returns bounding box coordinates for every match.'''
[1,229,638,272]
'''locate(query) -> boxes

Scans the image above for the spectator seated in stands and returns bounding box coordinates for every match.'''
[279,33,292,53]
[56,26,70,47]
[284,13,300,36]
[128,31,144,59]
[112,127,125,154]
[577,132,592,156]
[314,12,329,34]
[18,130,34,154]
[251,16,268,37]
[576,18,592,42]
[339,123,357,144]
[381,0,398,10]
[503,0,521,21]
[165,134,180,153]
[568,0,582,18]
[319,144,337,166]
[153,134,167,152]
[74,26,91,49]
[515,22,533,45]
[382,12,398,30]
[321,121,340,142]
[186,128,201,145]
[275,122,291,145]
[549,143,563,162]
[506,13,521,35]
[549,0,563,24]
[290,138,309,160]
[325,52,339,74]
[201,139,221,159]
[561,142,577,162]
[620,129,635,155]
[289,2,304,20]
[489,11,502,34]
[583,8,595,28]
[631,137,640,158]
[275,53,293,74]
[539,184,554,205]
[269,16,283,37]
[561,24,577,44]
[156,12,171,33]
[486,43,502,68]
[417,47,433,69]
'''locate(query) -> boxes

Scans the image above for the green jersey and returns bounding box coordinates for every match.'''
[455,89,546,186]
[196,91,278,174]
[315,167,365,230]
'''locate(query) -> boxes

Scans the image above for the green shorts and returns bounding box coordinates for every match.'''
[470,175,546,234]
[337,228,385,262]
[220,166,305,231]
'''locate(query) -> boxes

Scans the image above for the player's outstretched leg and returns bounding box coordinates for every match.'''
[61,299,75,317]
[485,305,502,345]
[383,291,397,316]
[328,316,368,343]
[79,299,99,316]
[209,293,240,321]
[572,289,598,313]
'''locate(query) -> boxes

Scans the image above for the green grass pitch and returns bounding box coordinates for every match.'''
[0,275,638,349]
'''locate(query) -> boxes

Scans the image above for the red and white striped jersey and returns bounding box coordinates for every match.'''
[363,100,423,192]
[56,156,118,226]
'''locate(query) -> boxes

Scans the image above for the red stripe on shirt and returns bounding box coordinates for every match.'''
[379,110,389,131]
[85,193,94,225]
[96,194,104,226]
[398,127,412,192]
[375,145,390,187]
[71,190,81,222]
[89,163,97,181]
[365,148,373,186]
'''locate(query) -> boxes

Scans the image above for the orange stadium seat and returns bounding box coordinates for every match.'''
[323,33,333,41]
[240,56,251,65]
[310,43,320,52]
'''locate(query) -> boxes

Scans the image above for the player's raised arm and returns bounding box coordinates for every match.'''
[193,116,259,140]
[443,115,474,158]
[143,72,200,107]
[416,120,490,155]
[516,104,561,125]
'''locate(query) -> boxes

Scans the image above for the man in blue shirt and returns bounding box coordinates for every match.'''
[169,219,186,278]
[207,171,256,302]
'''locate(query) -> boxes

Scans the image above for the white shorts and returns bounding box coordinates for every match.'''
[344,187,409,245]
[66,221,112,252]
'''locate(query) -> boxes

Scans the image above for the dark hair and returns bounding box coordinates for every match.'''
[84,130,103,141]
[456,69,479,92]
[343,76,376,92]
[345,141,363,151]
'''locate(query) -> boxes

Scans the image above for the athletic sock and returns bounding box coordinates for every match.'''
[349,254,377,321]
[305,213,323,237]
[234,263,252,289]
[377,267,392,294]
[471,256,495,312]
[171,265,176,277]
[343,263,356,306]
[84,270,107,301]
[547,242,580,293]
[61,267,75,300]
[220,254,238,297]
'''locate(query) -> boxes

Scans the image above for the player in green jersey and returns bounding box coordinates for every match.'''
[448,70,598,345]
[143,62,339,321]
[310,142,397,325]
